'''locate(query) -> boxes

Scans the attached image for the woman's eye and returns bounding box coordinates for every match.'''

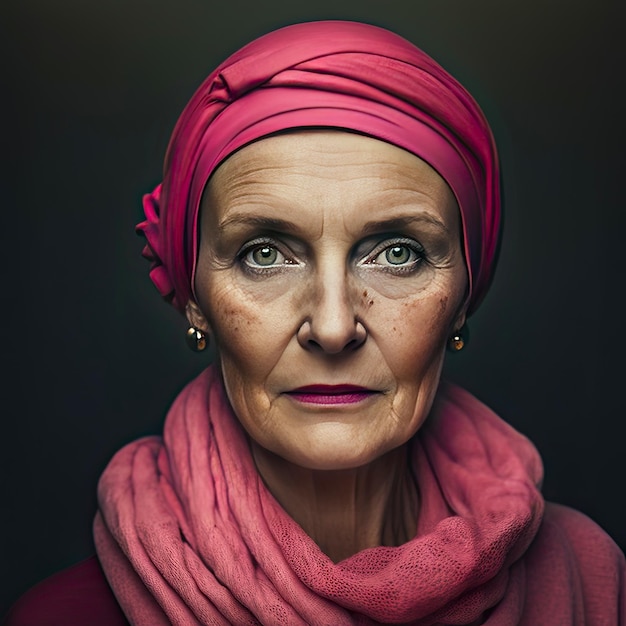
[371,243,422,267]
[242,243,288,268]
[252,245,280,266]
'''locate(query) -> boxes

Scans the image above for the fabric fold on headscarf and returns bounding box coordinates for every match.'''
[95,367,552,625]
[136,20,500,314]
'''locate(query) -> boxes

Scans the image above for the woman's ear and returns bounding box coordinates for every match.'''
[446,302,470,353]
[185,300,212,334]
[452,309,467,334]
[451,292,469,335]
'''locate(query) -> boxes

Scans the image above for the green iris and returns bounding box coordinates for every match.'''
[252,246,278,266]
[385,245,411,265]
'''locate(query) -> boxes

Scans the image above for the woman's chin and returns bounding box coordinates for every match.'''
[268,430,401,472]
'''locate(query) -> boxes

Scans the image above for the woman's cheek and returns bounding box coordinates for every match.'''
[381,297,451,375]
[208,294,289,380]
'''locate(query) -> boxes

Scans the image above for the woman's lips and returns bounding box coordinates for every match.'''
[285,384,378,405]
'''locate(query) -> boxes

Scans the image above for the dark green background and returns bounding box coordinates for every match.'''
[2,0,625,616]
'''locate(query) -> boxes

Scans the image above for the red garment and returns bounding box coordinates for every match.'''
[3,556,129,626]
[86,366,625,624]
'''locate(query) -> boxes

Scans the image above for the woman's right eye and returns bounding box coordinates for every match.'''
[240,242,290,269]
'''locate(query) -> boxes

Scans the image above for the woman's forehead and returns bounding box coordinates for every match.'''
[203,130,460,231]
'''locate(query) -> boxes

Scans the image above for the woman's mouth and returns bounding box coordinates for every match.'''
[285,385,378,405]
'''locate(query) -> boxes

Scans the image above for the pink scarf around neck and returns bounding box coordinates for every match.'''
[94,366,549,624]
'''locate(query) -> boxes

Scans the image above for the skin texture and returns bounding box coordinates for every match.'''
[188,130,468,561]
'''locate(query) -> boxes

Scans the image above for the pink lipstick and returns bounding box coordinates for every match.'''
[286,384,377,405]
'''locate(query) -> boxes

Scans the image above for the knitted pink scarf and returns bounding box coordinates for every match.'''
[94,367,548,624]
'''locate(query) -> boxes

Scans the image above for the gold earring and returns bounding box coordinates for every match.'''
[447,325,468,352]
[186,327,208,352]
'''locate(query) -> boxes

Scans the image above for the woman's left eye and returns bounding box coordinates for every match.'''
[369,241,424,268]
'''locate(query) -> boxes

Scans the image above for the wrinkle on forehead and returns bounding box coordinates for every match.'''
[201,130,461,244]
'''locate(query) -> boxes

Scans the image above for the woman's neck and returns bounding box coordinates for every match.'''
[251,443,419,563]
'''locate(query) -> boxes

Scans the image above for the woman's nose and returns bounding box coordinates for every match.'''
[296,272,367,354]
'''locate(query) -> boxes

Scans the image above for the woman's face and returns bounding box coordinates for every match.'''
[191,131,468,470]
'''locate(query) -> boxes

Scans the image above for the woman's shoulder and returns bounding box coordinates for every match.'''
[3,556,129,626]
[541,501,625,568]
[523,502,626,623]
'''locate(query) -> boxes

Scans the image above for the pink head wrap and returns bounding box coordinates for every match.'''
[137,20,501,315]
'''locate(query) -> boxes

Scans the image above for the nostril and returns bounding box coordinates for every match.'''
[351,320,367,350]
[297,318,367,353]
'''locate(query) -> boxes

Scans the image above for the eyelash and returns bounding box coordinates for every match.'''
[362,237,426,275]
[238,238,297,274]
[237,236,426,275]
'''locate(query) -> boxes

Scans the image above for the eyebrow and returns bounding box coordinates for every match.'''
[217,212,449,236]
[360,214,449,235]
[217,214,302,234]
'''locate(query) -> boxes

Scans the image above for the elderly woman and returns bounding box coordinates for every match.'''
[6,20,625,626]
